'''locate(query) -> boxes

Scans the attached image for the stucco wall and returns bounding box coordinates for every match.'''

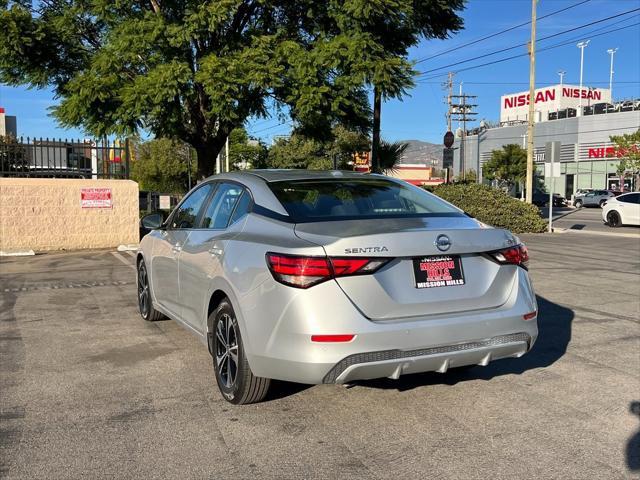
[0,178,139,252]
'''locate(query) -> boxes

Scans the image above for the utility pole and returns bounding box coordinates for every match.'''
[525,0,538,204]
[450,91,478,182]
[371,85,382,173]
[607,47,618,99]
[445,72,454,132]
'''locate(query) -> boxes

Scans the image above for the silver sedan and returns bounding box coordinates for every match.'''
[137,170,538,404]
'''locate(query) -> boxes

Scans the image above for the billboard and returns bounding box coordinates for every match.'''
[500,85,611,123]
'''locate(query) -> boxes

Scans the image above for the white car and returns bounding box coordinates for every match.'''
[602,192,640,227]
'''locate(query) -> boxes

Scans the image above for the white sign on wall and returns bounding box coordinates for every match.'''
[80,188,112,208]
[159,195,171,210]
[500,84,612,123]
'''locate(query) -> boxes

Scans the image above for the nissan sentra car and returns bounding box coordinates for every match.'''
[137,170,538,404]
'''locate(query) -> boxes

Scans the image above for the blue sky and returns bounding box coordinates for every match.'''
[1,0,639,144]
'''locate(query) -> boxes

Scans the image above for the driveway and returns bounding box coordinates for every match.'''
[1,236,639,479]
[545,206,640,236]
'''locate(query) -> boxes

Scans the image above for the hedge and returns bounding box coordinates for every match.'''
[430,183,547,234]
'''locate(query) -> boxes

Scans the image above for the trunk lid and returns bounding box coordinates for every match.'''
[294,216,519,320]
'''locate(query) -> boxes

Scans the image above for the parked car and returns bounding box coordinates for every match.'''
[602,192,640,227]
[574,189,615,208]
[137,171,538,404]
[570,188,593,205]
[532,191,566,207]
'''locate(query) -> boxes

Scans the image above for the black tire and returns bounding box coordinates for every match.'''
[137,259,164,321]
[210,299,270,404]
[574,199,583,208]
[607,211,622,228]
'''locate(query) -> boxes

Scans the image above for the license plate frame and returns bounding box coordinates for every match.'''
[413,255,465,289]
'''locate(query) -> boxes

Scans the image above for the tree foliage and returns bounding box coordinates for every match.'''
[373,140,408,174]
[0,135,28,172]
[483,144,527,188]
[0,0,464,177]
[130,138,191,193]
[228,127,267,170]
[268,125,370,170]
[611,129,640,179]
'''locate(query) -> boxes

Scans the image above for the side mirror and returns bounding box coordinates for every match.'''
[141,212,165,230]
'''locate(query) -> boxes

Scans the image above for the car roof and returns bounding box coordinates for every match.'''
[208,169,372,183]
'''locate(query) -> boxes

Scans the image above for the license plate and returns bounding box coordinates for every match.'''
[413,255,465,289]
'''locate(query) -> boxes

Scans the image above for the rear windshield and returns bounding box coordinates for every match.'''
[268,178,463,222]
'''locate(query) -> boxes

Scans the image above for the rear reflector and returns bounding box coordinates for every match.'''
[488,244,529,269]
[311,334,355,343]
[523,311,537,320]
[266,253,390,288]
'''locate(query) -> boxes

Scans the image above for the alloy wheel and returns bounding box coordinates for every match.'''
[215,313,238,388]
[138,264,150,317]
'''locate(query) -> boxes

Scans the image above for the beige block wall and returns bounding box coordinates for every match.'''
[0,178,139,252]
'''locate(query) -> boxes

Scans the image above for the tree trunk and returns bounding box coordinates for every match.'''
[371,85,382,173]
[193,136,227,180]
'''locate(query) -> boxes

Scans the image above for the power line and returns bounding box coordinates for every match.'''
[416,20,640,81]
[416,7,640,77]
[250,121,292,134]
[414,0,593,65]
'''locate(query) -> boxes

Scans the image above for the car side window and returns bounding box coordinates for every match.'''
[171,183,214,229]
[229,190,252,225]
[201,183,244,229]
[619,193,640,204]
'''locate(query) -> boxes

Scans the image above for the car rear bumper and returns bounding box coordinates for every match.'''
[239,268,538,384]
[322,332,531,383]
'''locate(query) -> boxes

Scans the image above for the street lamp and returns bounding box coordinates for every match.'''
[557,70,566,89]
[576,40,590,115]
[607,47,618,100]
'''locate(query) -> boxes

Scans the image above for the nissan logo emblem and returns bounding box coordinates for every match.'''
[434,234,451,252]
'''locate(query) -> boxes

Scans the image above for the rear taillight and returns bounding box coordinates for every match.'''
[266,253,389,289]
[487,244,529,269]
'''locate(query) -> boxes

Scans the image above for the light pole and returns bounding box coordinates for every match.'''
[557,70,566,89]
[607,48,618,99]
[577,40,590,115]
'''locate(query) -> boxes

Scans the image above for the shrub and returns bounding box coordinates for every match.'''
[430,183,546,234]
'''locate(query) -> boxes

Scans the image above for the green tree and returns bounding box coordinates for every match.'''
[0,1,464,178]
[483,144,527,188]
[268,135,328,170]
[131,138,191,193]
[0,135,28,173]
[267,125,370,170]
[453,169,477,183]
[228,128,267,170]
[374,140,408,174]
[611,129,640,190]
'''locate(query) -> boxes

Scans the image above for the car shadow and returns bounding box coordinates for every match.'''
[629,401,640,472]
[350,295,573,392]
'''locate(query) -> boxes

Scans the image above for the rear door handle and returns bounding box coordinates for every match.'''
[171,243,182,254]
[209,246,223,256]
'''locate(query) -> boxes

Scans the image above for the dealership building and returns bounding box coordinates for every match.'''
[450,84,640,197]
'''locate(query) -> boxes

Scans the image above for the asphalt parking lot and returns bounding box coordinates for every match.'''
[1,234,639,479]
[547,206,640,236]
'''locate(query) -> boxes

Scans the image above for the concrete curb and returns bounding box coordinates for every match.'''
[117,244,139,252]
[0,249,36,257]
[555,228,640,239]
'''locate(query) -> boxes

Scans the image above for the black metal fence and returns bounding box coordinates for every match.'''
[0,136,130,179]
